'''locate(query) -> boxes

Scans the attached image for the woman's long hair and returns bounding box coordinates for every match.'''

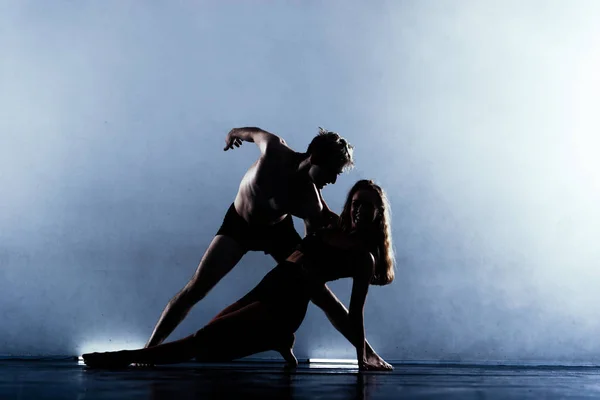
[338,180,395,285]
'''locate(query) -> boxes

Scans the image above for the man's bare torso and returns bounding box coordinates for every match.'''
[233,142,321,226]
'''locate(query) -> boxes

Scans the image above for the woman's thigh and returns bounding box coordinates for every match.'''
[207,288,262,323]
[194,301,292,361]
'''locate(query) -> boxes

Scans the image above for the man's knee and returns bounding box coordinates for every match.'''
[193,235,247,283]
[170,284,208,308]
[182,283,210,304]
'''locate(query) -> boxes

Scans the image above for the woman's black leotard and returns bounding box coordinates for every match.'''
[243,231,361,333]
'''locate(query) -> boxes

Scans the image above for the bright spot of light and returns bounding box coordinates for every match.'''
[309,364,359,369]
[78,340,146,355]
[309,358,358,364]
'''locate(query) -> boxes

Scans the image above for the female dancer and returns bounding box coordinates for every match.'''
[83,180,395,370]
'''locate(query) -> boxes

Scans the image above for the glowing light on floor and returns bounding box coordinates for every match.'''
[308,358,358,364]
[309,364,359,369]
[307,359,359,369]
[78,340,145,355]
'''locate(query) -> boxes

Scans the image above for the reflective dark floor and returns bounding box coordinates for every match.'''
[2,359,600,399]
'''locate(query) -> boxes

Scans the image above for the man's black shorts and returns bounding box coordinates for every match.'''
[216,203,302,263]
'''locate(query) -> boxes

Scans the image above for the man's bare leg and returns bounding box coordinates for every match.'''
[144,235,246,348]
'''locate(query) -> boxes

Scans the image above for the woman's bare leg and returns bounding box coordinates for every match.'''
[206,288,260,323]
[83,334,200,368]
[83,301,298,368]
[202,295,297,366]
[194,301,296,366]
[133,290,262,367]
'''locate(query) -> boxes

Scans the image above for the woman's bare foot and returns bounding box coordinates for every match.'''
[279,347,298,369]
[82,350,132,369]
[276,332,298,369]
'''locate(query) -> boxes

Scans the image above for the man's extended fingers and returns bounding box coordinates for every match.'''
[224,137,243,151]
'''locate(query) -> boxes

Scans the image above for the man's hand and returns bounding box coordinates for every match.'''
[362,350,393,371]
[224,128,244,151]
[322,208,339,228]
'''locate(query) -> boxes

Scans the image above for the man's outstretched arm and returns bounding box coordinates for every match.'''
[310,284,393,371]
[223,127,285,154]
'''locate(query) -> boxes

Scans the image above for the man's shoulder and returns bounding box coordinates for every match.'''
[261,139,300,166]
[263,135,296,156]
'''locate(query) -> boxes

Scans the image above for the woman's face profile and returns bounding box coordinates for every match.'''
[350,189,380,230]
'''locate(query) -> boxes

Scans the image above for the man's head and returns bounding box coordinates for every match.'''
[306,127,354,189]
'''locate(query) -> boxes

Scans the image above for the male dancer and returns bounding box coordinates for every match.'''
[145,126,392,370]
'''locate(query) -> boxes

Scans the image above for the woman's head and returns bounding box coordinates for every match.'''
[339,180,395,286]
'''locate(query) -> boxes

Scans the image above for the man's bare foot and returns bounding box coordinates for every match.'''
[82,351,132,369]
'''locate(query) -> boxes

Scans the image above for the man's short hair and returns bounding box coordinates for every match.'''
[306,127,354,172]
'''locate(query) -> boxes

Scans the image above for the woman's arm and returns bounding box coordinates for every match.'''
[310,284,393,370]
[349,251,375,369]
